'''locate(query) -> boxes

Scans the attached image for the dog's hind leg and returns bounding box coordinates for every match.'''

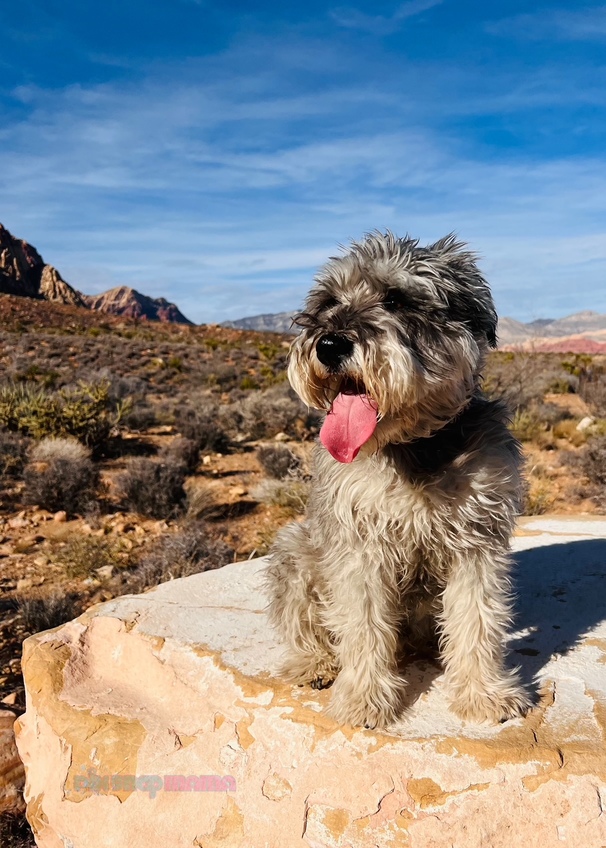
[265,521,338,687]
[438,545,530,724]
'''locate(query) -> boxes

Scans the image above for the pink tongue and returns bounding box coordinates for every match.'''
[320,393,379,463]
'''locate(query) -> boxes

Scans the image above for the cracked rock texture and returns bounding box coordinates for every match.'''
[15,517,606,847]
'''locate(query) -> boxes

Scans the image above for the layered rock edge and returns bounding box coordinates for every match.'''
[14,517,606,848]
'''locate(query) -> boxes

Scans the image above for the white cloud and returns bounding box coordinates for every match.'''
[331,0,444,34]
[487,5,606,41]
[1,28,605,324]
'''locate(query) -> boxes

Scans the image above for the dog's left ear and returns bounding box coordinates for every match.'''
[429,234,498,349]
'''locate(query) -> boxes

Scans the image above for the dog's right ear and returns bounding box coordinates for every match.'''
[429,234,498,349]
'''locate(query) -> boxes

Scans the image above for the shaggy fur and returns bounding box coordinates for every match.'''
[266,232,530,729]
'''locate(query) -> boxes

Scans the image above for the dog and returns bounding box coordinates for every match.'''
[265,231,529,729]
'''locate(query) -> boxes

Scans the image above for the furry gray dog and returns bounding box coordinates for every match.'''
[266,231,529,729]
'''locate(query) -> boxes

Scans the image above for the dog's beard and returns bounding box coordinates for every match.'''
[288,325,481,456]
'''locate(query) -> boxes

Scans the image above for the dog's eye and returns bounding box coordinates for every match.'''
[322,296,339,310]
[382,288,409,312]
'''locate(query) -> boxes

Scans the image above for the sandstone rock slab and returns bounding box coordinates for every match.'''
[15,516,606,847]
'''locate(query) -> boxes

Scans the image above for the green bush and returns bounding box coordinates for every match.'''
[0,380,128,452]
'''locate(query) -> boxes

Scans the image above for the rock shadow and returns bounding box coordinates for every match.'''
[510,538,606,693]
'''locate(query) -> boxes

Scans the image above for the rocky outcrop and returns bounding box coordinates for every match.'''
[39,264,87,308]
[83,286,192,325]
[14,517,606,847]
[0,223,85,306]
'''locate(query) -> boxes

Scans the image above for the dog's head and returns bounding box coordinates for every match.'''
[288,232,497,462]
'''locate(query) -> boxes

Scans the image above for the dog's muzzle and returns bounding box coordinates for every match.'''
[316,333,353,370]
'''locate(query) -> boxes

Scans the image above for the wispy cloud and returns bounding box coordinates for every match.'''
[487,5,606,41]
[330,0,443,35]
[1,10,605,323]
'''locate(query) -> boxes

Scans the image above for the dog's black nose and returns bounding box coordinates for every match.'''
[316,333,354,369]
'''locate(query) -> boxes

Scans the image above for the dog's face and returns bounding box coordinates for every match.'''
[288,232,497,460]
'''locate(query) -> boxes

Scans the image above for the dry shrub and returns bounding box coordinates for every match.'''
[257,444,302,479]
[127,521,233,591]
[510,409,544,443]
[0,430,29,478]
[161,437,200,473]
[185,480,220,520]
[51,535,131,579]
[563,435,606,508]
[252,476,309,515]
[116,456,187,519]
[484,352,575,413]
[228,386,305,440]
[579,436,606,488]
[552,419,587,447]
[0,813,35,848]
[17,592,82,633]
[174,406,230,453]
[23,438,99,515]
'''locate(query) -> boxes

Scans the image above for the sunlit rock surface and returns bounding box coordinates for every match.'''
[15,516,606,847]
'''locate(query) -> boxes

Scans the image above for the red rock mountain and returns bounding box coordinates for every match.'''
[0,224,192,324]
[0,223,85,307]
[82,287,192,325]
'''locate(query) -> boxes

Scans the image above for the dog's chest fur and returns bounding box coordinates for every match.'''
[309,397,518,582]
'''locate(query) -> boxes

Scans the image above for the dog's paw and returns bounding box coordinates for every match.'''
[327,673,404,729]
[279,654,338,689]
[310,675,334,690]
[450,687,531,724]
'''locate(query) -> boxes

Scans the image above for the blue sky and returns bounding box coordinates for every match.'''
[1,1,605,324]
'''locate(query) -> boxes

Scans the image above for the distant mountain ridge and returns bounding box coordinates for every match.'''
[221,311,298,332]
[0,223,191,324]
[3,223,604,348]
[224,308,606,353]
[82,286,192,324]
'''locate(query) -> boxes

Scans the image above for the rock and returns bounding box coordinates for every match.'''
[15,517,606,847]
[95,565,114,581]
[0,223,84,305]
[53,511,67,523]
[274,431,289,442]
[82,286,192,325]
[15,578,33,592]
[0,709,25,813]
[1,693,17,706]
[39,264,87,307]
[8,516,29,530]
[577,416,596,432]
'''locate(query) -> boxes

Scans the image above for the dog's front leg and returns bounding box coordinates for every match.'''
[439,546,530,723]
[325,557,404,729]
